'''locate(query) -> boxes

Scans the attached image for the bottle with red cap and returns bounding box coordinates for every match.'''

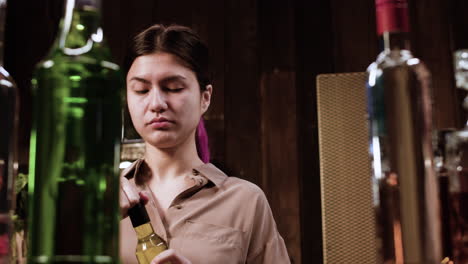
[366,0,443,263]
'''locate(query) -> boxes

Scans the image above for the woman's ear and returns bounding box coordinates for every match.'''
[201,84,212,113]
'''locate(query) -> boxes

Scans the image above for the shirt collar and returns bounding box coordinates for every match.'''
[192,163,228,187]
[121,158,143,180]
[121,159,228,187]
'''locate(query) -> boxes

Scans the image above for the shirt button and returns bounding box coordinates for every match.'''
[175,205,183,210]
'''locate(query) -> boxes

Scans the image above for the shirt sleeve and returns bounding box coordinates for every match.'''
[246,190,291,264]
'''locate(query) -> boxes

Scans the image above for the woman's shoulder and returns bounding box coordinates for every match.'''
[225,176,265,195]
[196,163,267,200]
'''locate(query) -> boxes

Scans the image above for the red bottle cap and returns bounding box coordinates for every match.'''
[375,0,410,35]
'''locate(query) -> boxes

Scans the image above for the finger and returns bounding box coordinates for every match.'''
[119,188,130,218]
[150,249,191,264]
[120,177,140,218]
[139,191,150,204]
[121,177,140,205]
[150,249,175,264]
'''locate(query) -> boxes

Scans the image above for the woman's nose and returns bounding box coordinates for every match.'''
[149,88,168,113]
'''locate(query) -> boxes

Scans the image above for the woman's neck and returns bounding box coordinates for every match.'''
[143,136,204,183]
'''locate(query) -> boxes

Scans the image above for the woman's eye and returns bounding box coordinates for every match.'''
[163,86,184,92]
[134,89,148,94]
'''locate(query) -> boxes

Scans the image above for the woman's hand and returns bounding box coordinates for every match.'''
[151,249,192,264]
[120,177,149,218]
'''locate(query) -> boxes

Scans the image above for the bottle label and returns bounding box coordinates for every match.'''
[376,0,410,35]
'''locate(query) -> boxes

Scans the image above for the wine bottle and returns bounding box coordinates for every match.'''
[0,0,19,262]
[128,202,168,264]
[366,0,443,263]
[28,0,122,262]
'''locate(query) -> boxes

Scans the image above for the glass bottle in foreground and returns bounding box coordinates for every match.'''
[443,49,468,264]
[0,0,19,262]
[28,0,122,262]
[127,201,168,264]
[366,0,443,263]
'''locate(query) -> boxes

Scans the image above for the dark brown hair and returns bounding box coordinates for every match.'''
[126,24,211,90]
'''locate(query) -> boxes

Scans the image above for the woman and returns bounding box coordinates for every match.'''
[119,24,290,264]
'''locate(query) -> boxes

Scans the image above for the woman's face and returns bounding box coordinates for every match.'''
[126,52,211,149]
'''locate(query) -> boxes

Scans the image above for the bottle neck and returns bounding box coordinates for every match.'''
[134,222,156,240]
[375,0,410,52]
[380,31,411,52]
[58,0,103,55]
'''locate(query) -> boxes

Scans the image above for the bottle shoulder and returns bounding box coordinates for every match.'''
[367,50,431,78]
[369,50,414,68]
[0,66,16,86]
[40,45,116,64]
[368,49,418,68]
[33,47,122,77]
[137,233,166,244]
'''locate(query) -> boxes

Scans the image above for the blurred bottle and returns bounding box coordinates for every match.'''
[28,0,122,262]
[366,0,443,263]
[0,0,19,262]
[443,49,468,264]
[433,129,456,261]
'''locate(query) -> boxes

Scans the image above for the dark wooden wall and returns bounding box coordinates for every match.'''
[5,0,467,263]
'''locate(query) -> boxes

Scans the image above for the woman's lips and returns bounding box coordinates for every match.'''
[149,121,172,129]
[147,118,174,129]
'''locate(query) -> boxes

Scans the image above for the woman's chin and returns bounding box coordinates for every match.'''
[142,135,178,149]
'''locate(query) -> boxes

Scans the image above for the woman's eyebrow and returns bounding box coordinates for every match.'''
[129,76,151,84]
[160,75,187,84]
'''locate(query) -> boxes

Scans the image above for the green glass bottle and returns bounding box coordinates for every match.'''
[28,0,122,262]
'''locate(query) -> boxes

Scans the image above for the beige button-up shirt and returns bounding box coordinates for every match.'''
[120,159,290,264]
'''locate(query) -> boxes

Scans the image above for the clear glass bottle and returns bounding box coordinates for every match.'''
[443,49,468,264]
[0,0,19,262]
[433,129,457,260]
[28,0,122,262]
[127,202,168,264]
[367,0,443,263]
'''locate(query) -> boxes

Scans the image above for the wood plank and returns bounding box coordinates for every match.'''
[410,0,461,129]
[260,71,301,264]
[294,0,336,263]
[224,0,262,185]
[258,0,295,71]
[122,0,157,57]
[154,0,192,26]
[330,0,378,72]
[257,0,300,262]
[102,0,128,66]
[190,0,226,167]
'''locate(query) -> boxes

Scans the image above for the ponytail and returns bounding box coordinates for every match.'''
[195,118,210,163]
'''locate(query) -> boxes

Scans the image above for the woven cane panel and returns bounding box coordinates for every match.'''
[317,73,380,264]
